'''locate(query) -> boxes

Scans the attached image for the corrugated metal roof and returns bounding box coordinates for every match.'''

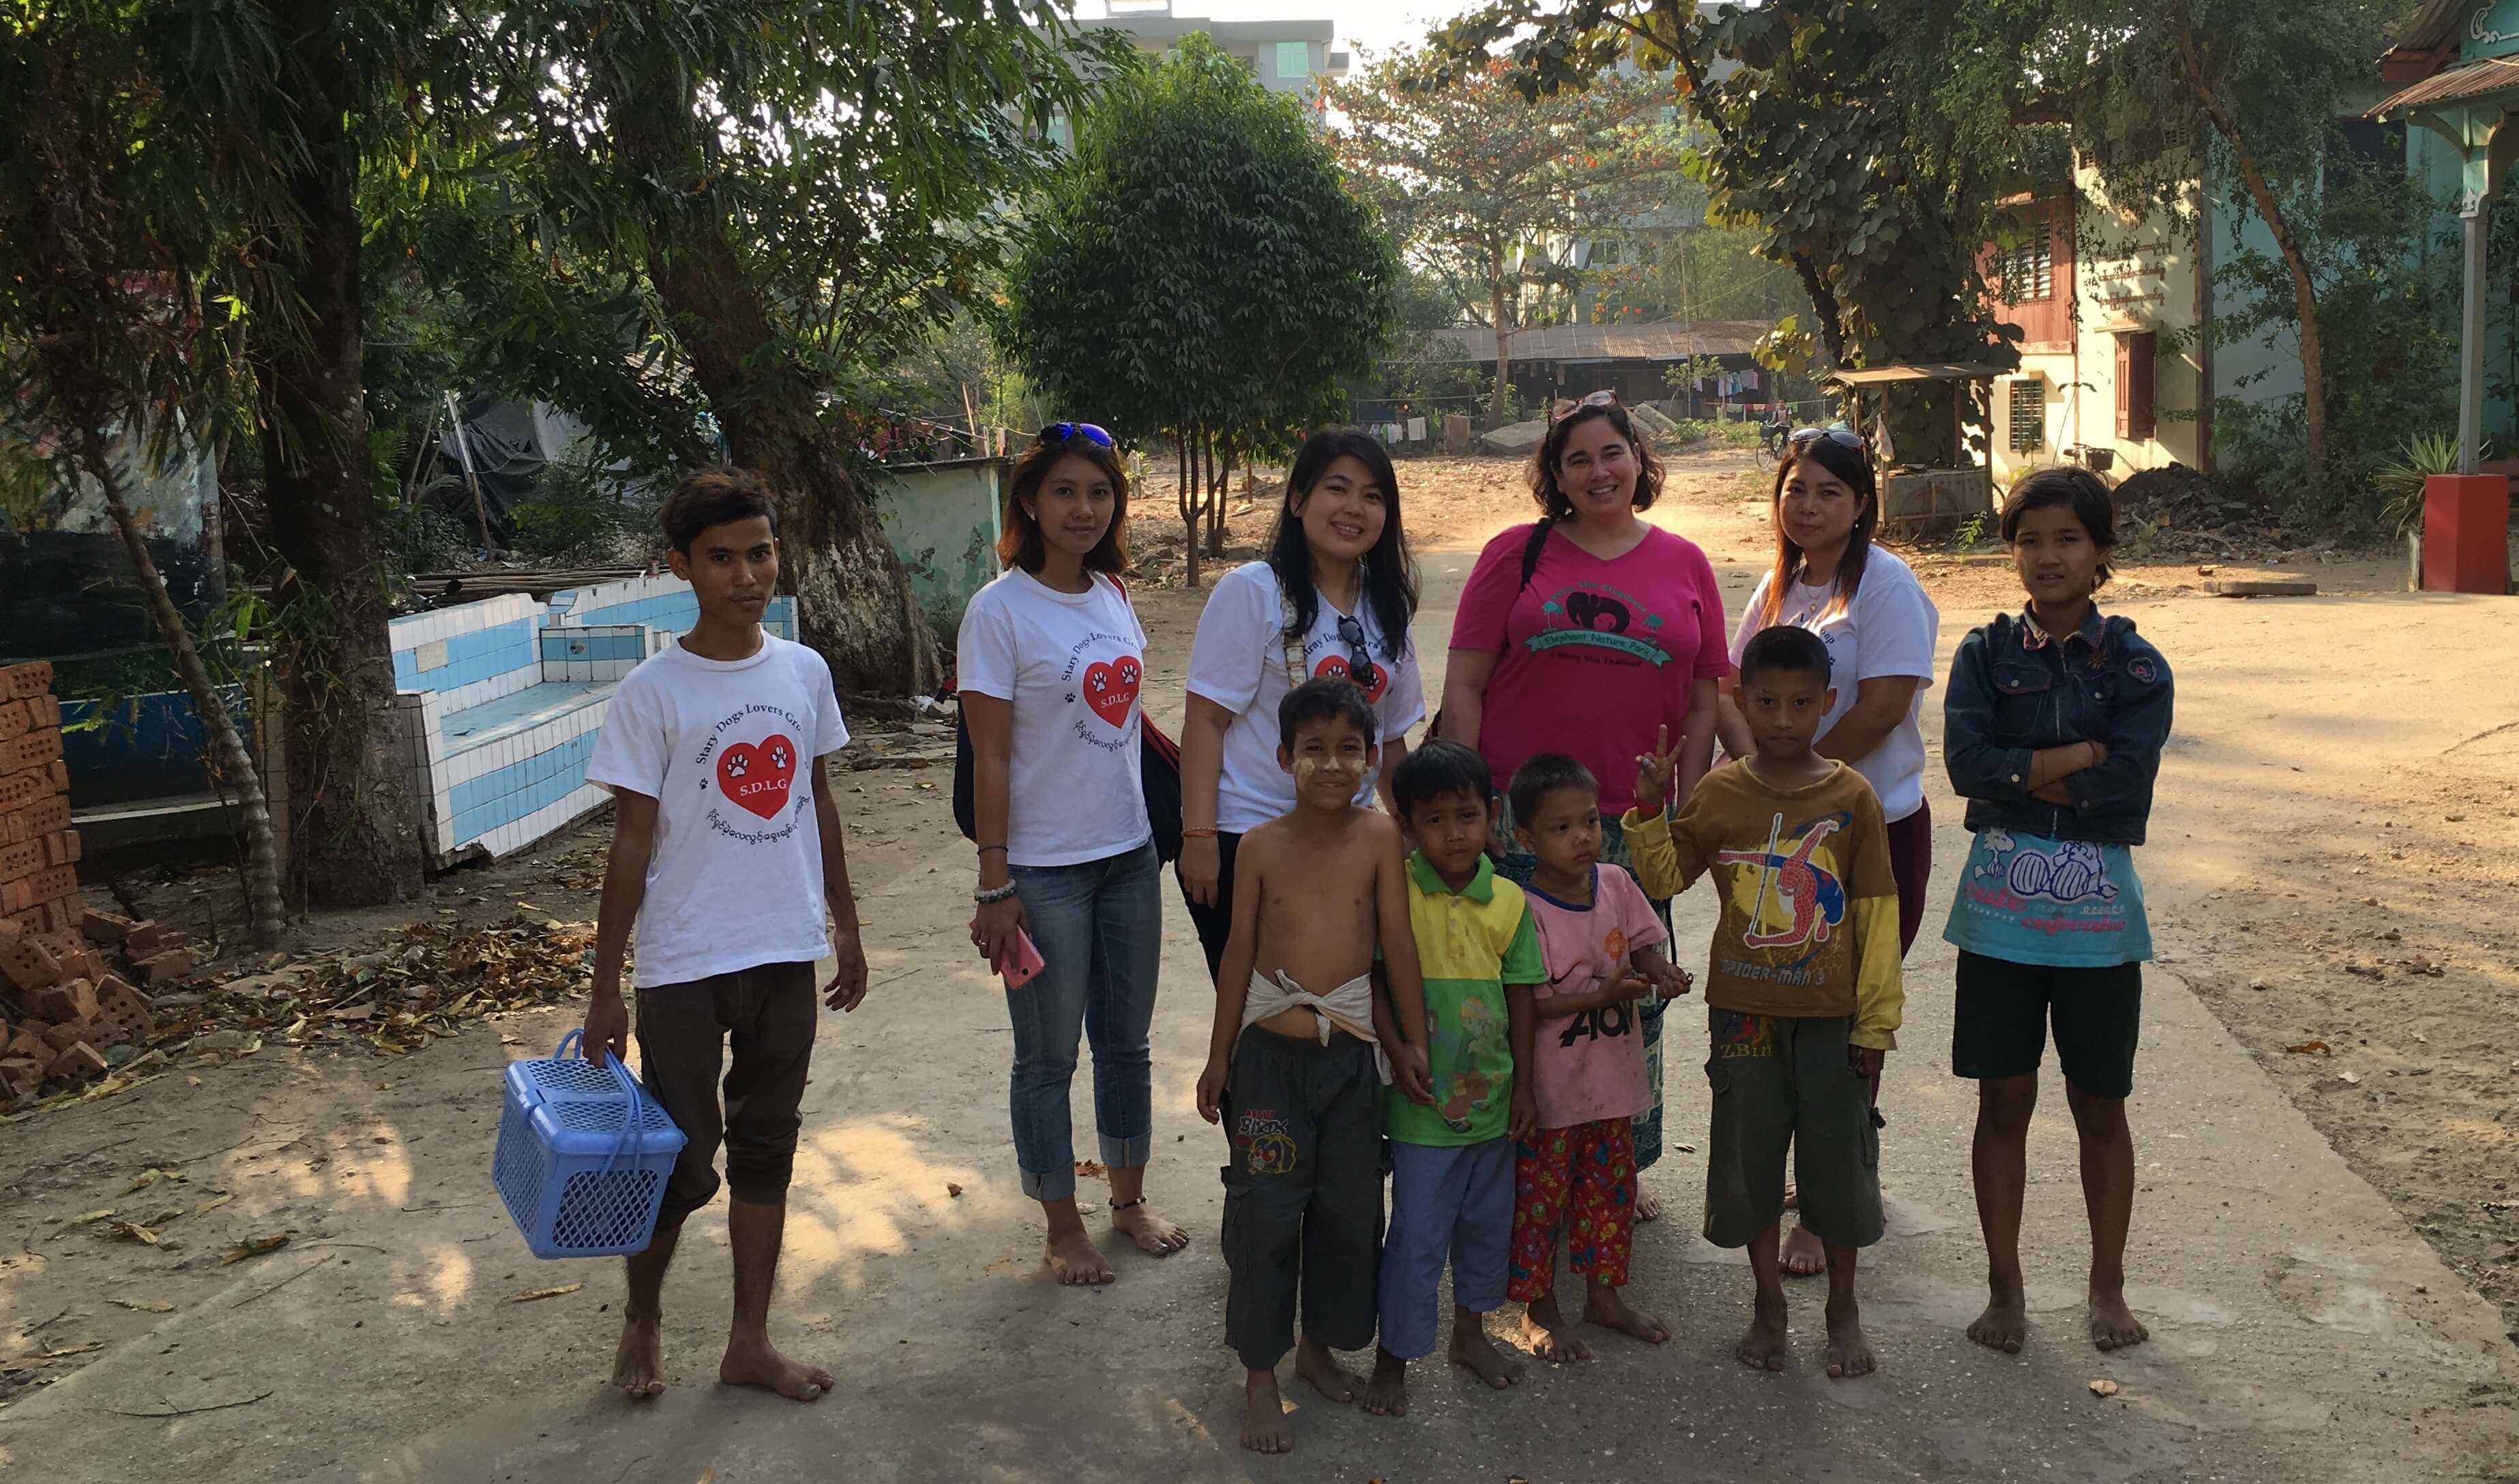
[2389,0,2473,55]
[2370,54,2519,117]
[1424,320,1770,363]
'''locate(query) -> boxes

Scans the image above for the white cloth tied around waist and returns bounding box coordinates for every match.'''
[1241,969,1391,1085]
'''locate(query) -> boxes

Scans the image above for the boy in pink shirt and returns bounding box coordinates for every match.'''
[1503,754,1692,1360]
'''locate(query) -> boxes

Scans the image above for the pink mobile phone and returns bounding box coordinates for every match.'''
[1000,929,1046,988]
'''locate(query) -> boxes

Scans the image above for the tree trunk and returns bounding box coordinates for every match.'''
[257,0,424,910]
[595,31,939,694]
[1788,250,1851,366]
[1176,429,1202,589]
[2177,24,2325,477]
[81,430,286,951]
[1204,432,1228,557]
[1490,253,1515,426]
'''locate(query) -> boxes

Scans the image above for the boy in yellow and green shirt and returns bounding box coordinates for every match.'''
[1624,626,1904,1382]
[1364,740,1544,1417]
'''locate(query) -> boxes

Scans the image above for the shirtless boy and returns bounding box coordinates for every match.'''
[1196,677,1433,1455]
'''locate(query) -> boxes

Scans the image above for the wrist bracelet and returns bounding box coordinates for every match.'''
[977,844,1008,855]
[974,880,1019,905]
[1182,827,1220,840]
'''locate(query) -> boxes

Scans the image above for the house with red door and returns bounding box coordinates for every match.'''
[1977,120,2396,487]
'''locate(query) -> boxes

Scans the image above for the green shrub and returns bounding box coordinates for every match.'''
[2370,430,2469,537]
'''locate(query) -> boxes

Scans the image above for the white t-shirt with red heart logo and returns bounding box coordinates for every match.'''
[956,567,1153,867]
[586,634,851,988]
[1185,560,1426,835]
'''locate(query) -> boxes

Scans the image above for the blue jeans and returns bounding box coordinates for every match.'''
[1007,841,1163,1202]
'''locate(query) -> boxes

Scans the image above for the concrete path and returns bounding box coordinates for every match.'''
[3,527,2514,1483]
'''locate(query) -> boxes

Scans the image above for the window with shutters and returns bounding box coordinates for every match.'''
[1998,224,2053,303]
[2114,331,2157,443]
[2007,379,2045,453]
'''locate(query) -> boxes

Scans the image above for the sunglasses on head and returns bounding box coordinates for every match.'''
[1789,427,1868,451]
[1039,421,1115,449]
[1549,389,1620,425]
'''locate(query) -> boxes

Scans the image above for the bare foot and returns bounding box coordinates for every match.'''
[1779,1222,1827,1277]
[1518,1292,1592,1362]
[1449,1324,1525,1388]
[1046,1226,1115,1286]
[718,1337,833,1401]
[1241,1369,1293,1453]
[1967,1288,2029,1354]
[1634,1185,1664,1223]
[1582,1284,1671,1345]
[1363,1349,1409,1416]
[1823,1296,1876,1378]
[1734,1294,1790,1371]
[1294,1334,1362,1403]
[610,1312,667,1399]
[2089,1288,2150,1352]
[1111,1202,1190,1257]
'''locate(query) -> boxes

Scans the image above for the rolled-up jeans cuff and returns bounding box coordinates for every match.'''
[1020,1163,1077,1204]
[1098,1131,1151,1172]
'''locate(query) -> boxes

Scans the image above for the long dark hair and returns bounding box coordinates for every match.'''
[1268,428,1419,660]
[1758,434,1879,627]
[999,436,1130,576]
[1516,400,1666,588]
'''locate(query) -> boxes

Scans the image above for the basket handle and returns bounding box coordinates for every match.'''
[554,1028,587,1062]
[596,1050,647,1176]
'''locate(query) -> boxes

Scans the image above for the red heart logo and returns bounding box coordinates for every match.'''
[716,732,799,820]
[1314,653,1388,703]
[1082,655,1142,728]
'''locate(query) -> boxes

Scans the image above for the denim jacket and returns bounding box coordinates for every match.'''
[1943,608,2173,846]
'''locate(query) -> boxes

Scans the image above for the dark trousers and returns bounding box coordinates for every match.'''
[1220,1026,1383,1371]
[1886,799,1934,955]
[634,960,818,1223]
[1179,831,1245,983]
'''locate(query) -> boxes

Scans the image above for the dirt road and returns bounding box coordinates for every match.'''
[2,449,2514,1482]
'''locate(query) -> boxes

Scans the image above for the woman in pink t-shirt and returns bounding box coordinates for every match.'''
[1443,394,1730,1208]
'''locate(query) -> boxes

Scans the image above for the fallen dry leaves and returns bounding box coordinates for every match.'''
[219,1234,291,1265]
[194,915,602,1059]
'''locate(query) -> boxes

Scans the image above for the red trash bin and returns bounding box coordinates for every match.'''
[2422,473,2511,594]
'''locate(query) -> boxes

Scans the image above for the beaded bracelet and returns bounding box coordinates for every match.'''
[973,880,1019,906]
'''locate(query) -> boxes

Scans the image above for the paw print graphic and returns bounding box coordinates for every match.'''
[769,742,790,769]
[1086,670,1110,697]
[1117,658,1140,686]
[725,754,750,779]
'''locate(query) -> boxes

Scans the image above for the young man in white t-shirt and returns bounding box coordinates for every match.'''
[581,468,870,1404]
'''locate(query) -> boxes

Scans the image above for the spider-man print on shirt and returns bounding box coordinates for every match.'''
[1714,811,1851,955]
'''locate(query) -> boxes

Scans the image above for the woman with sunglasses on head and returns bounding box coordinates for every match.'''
[1443,392,1730,1219]
[1715,424,1941,1277]
[960,424,1189,1286]
[1177,428,1425,979]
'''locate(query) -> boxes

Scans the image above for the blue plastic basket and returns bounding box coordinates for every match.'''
[492,1030,687,1260]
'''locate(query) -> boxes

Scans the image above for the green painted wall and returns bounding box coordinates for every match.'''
[872,456,1009,640]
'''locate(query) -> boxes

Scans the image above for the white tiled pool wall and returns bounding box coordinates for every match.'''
[389,579,801,863]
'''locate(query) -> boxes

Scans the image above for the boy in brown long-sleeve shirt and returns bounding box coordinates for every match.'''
[1623,626,1904,1381]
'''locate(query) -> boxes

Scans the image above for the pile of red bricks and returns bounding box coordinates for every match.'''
[0,660,198,1105]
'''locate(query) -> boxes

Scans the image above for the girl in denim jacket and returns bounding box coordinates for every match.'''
[1941,467,2172,1359]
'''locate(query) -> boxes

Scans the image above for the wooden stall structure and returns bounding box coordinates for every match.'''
[1821,362,2007,538]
